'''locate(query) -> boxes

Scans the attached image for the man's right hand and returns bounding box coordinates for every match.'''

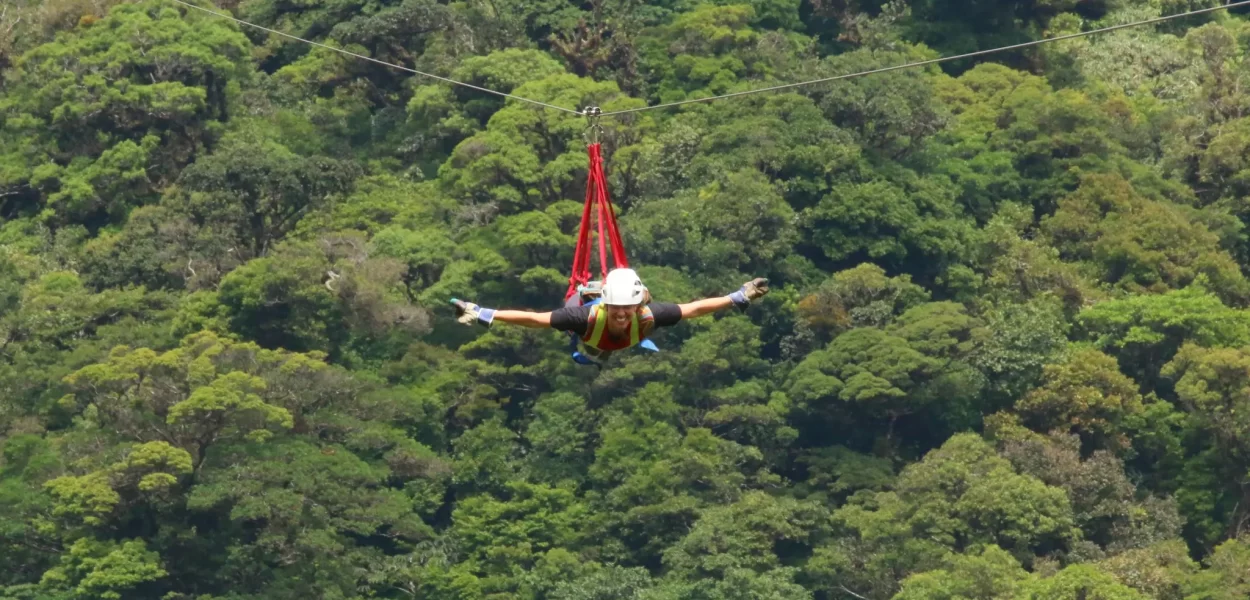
[451,298,495,327]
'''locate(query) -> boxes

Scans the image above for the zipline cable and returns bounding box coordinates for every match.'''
[599,0,1250,116]
[166,0,582,115]
[169,0,1250,118]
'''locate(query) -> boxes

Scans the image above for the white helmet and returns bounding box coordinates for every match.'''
[601,268,647,306]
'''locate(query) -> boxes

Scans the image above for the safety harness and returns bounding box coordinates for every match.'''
[568,297,660,366]
[563,107,660,366]
[565,109,628,301]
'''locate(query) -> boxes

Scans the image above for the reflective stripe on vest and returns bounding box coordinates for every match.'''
[581,303,652,351]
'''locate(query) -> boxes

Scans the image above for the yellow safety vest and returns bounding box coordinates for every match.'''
[580,303,653,351]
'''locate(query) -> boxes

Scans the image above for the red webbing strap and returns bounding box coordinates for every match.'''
[597,194,608,278]
[601,178,628,273]
[564,142,629,301]
[565,171,595,301]
[590,142,628,272]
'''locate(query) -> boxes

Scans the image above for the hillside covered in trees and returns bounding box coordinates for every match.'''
[3,0,1250,598]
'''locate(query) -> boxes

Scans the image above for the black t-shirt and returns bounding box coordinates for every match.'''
[550,302,682,337]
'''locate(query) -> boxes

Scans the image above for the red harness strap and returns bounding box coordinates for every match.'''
[565,142,629,301]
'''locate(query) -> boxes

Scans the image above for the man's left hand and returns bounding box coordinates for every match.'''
[728,278,769,310]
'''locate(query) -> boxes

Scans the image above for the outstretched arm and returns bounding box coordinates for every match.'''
[678,296,735,318]
[678,278,770,319]
[451,299,552,328]
[491,310,552,328]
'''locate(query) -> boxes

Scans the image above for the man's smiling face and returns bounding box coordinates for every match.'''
[605,303,639,336]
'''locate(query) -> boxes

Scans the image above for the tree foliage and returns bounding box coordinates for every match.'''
[4,1,1250,598]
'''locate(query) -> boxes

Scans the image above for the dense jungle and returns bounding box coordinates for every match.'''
[2,0,1250,598]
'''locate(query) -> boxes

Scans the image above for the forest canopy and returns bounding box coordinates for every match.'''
[3,0,1250,598]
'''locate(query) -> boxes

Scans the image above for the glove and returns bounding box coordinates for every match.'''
[450,298,496,327]
[728,278,769,310]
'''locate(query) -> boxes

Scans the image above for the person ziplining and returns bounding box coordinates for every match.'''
[453,267,770,366]
[451,107,770,366]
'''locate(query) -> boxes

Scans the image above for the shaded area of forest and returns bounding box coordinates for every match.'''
[3,0,1250,598]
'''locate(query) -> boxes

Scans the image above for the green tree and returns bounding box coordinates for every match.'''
[892,544,1029,600]
[56,332,302,472]
[650,490,820,600]
[436,72,648,217]
[1160,343,1250,547]
[800,173,976,279]
[0,267,179,421]
[449,480,589,592]
[0,0,253,225]
[1181,535,1250,600]
[1014,563,1149,600]
[953,202,1101,313]
[625,168,799,280]
[968,295,1071,407]
[997,433,1184,556]
[795,262,930,343]
[1010,349,1145,455]
[1040,173,1250,305]
[1074,282,1250,388]
[808,433,1080,599]
[926,63,1140,212]
[406,49,569,172]
[37,537,168,600]
[173,128,361,259]
[811,44,948,159]
[635,4,771,105]
[785,301,986,451]
[1098,539,1198,600]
